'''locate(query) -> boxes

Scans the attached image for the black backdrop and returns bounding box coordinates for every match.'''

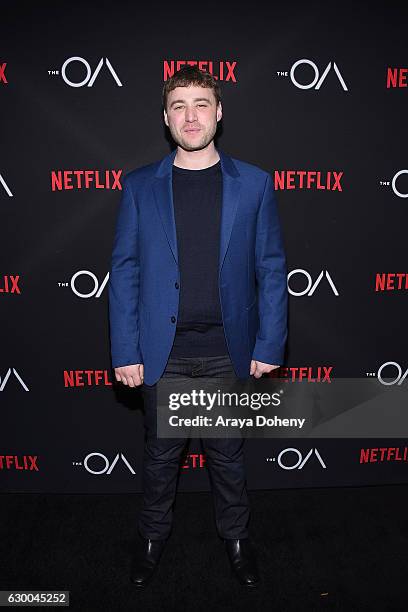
[2,2,408,493]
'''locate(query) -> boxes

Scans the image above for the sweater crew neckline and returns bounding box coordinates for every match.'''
[172,160,221,177]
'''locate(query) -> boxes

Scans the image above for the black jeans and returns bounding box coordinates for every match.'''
[139,354,250,540]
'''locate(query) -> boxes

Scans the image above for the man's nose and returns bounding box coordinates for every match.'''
[185,106,198,122]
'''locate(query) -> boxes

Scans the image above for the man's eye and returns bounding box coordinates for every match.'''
[198,104,207,107]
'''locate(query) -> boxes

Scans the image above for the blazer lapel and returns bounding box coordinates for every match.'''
[152,146,241,273]
[218,148,241,272]
[152,148,179,265]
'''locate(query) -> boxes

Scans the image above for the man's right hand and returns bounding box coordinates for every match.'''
[114,364,144,387]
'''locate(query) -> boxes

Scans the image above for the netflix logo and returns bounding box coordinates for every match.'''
[375,273,408,291]
[274,170,343,191]
[163,60,237,82]
[269,366,333,382]
[0,455,39,471]
[51,170,122,191]
[0,275,21,294]
[0,62,7,84]
[64,370,112,387]
[360,447,408,463]
[386,68,408,88]
[181,453,206,469]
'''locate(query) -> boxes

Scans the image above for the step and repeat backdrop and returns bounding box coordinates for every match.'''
[2,3,408,492]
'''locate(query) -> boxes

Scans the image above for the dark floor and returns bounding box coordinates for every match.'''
[1,485,408,611]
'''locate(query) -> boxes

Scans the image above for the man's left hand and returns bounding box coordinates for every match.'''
[250,360,280,378]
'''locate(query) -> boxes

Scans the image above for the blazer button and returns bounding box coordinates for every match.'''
[175,282,179,289]
[171,316,176,323]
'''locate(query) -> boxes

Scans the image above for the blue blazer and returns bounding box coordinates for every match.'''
[108,147,288,385]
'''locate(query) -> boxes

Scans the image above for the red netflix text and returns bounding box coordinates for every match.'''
[375,273,408,291]
[0,62,7,84]
[164,60,237,82]
[51,170,122,191]
[386,68,408,88]
[269,366,333,383]
[360,447,408,463]
[181,453,206,469]
[0,455,38,470]
[64,370,112,387]
[0,275,21,294]
[274,170,343,191]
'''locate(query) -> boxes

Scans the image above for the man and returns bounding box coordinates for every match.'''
[108,65,288,588]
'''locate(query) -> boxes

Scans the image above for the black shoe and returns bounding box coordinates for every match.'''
[130,537,167,587]
[224,538,260,587]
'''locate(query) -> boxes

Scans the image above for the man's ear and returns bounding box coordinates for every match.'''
[216,102,222,123]
[163,109,169,127]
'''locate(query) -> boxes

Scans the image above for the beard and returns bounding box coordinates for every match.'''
[169,120,218,152]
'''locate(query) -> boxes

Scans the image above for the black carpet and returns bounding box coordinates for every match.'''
[1,485,408,611]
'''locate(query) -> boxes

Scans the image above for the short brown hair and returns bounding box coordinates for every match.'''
[162,64,222,111]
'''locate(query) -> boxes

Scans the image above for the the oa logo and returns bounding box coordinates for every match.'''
[0,368,29,391]
[287,269,339,296]
[61,57,122,87]
[391,170,408,198]
[0,173,13,197]
[83,452,136,475]
[290,59,348,91]
[71,270,109,298]
[270,447,326,470]
[377,362,408,386]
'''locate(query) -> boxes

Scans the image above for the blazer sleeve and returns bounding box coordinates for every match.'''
[108,175,143,368]
[251,173,288,365]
